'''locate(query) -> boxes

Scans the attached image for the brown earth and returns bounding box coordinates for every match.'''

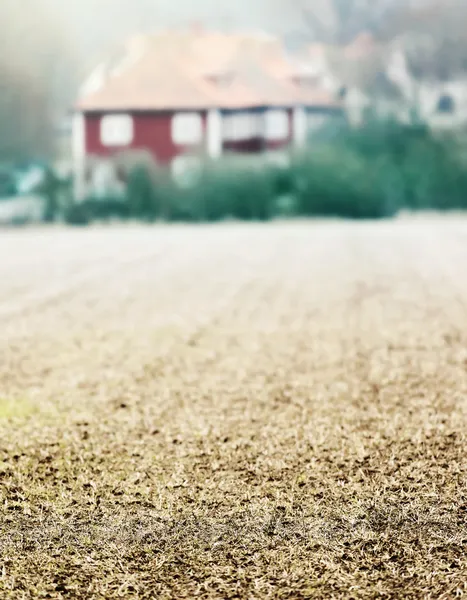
[0,220,466,599]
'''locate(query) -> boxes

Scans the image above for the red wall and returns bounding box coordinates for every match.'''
[84,108,292,165]
[84,111,207,165]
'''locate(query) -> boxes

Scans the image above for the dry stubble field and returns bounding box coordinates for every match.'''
[0,219,467,599]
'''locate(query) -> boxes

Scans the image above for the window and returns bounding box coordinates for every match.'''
[437,94,455,114]
[222,112,264,142]
[222,113,250,141]
[264,110,289,141]
[250,113,262,138]
[171,113,203,145]
[292,107,307,145]
[100,114,133,147]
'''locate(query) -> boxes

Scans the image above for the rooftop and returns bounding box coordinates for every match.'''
[77,29,339,112]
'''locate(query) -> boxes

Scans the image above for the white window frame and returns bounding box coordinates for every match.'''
[100,114,134,147]
[264,109,289,141]
[171,112,203,146]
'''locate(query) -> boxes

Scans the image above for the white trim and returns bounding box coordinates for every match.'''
[72,112,86,201]
[292,107,307,147]
[207,109,222,158]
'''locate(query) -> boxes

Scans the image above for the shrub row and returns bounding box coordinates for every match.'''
[64,119,467,225]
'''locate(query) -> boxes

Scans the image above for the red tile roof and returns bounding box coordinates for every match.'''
[77,30,339,112]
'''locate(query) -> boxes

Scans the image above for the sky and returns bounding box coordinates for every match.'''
[2,0,336,119]
[49,0,319,64]
[2,0,404,113]
[48,0,409,68]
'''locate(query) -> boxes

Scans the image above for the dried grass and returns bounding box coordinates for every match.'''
[0,220,466,598]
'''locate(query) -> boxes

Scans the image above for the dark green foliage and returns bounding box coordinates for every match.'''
[288,119,467,219]
[39,167,60,223]
[290,147,390,219]
[65,121,467,225]
[126,165,159,221]
[64,197,129,225]
[0,167,17,198]
[192,165,274,222]
[63,202,90,226]
[83,197,130,220]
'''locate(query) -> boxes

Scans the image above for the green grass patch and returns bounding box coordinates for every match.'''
[0,396,37,420]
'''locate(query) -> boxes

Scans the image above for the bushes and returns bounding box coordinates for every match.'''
[39,167,60,222]
[287,120,467,219]
[0,166,17,197]
[333,118,467,214]
[188,162,275,221]
[63,202,90,226]
[126,165,159,220]
[65,120,467,225]
[64,196,129,225]
[290,147,391,219]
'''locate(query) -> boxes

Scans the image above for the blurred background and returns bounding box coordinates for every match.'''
[1,0,467,225]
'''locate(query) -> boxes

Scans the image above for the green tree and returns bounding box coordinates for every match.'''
[40,167,61,222]
[126,166,158,220]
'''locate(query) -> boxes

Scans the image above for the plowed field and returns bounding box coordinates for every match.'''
[0,220,466,599]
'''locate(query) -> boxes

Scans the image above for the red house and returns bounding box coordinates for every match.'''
[73,30,340,197]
